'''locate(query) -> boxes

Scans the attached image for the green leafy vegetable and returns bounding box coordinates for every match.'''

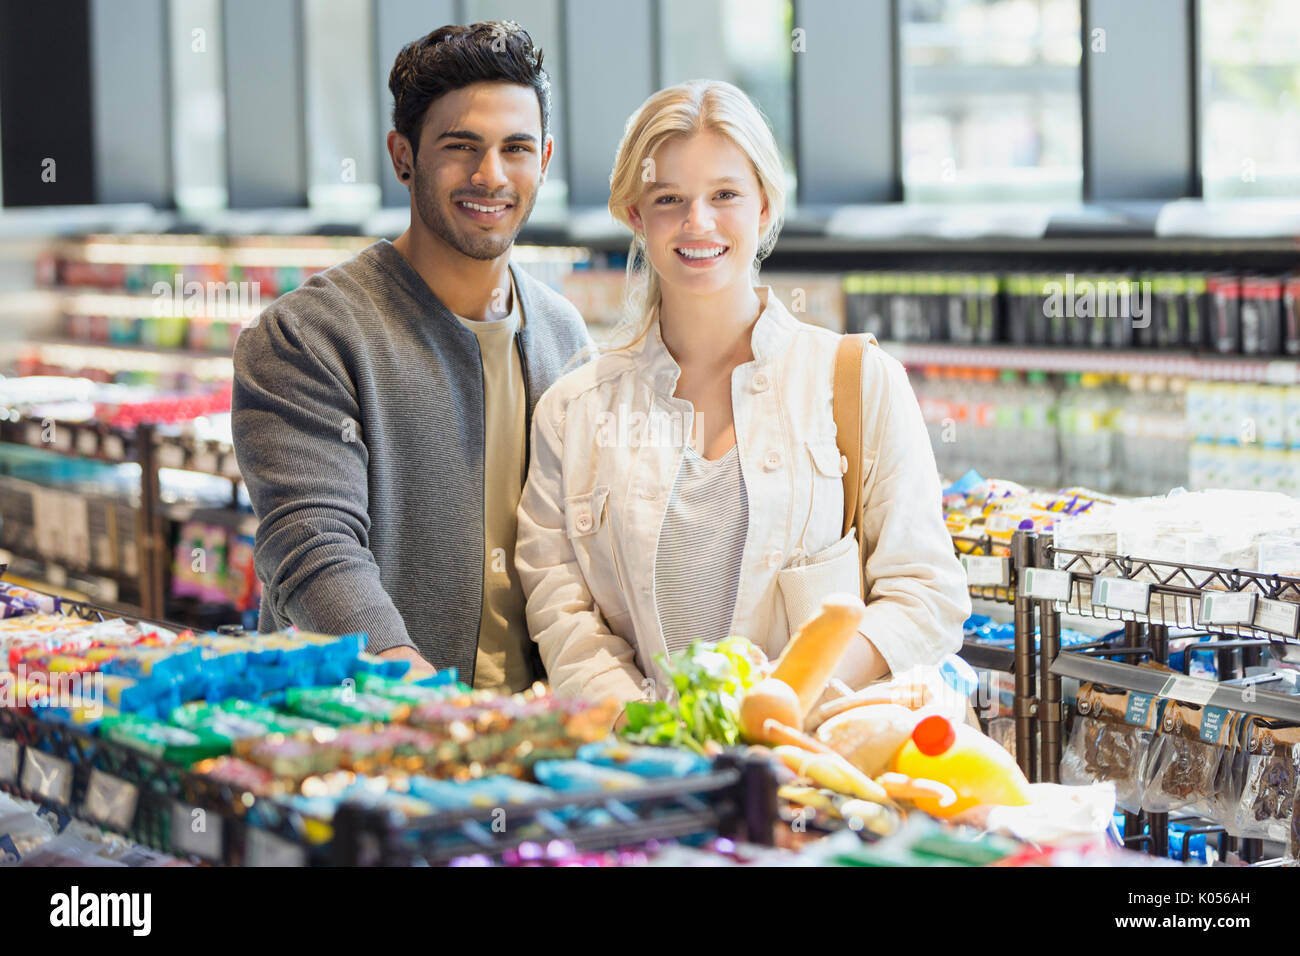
[620,636,765,753]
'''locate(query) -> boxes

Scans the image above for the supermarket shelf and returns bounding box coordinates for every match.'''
[1050,650,1300,723]
[0,705,778,867]
[335,752,777,866]
[959,640,1016,673]
[28,338,236,363]
[1045,541,1300,641]
[882,341,1300,383]
[0,414,136,463]
[0,550,138,612]
[0,709,319,867]
[0,413,239,478]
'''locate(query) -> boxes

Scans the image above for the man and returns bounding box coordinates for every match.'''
[232,21,592,691]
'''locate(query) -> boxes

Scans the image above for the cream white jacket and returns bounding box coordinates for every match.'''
[516,289,970,705]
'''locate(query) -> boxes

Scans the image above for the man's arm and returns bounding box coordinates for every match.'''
[233,308,428,664]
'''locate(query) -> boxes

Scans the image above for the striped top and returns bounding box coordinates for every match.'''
[654,444,749,654]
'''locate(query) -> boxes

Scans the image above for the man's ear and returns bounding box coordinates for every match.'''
[387,130,415,183]
[539,134,555,182]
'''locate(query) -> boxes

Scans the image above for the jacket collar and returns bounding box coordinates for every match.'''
[633,286,800,396]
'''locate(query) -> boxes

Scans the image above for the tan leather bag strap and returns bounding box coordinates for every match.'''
[833,334,872,538]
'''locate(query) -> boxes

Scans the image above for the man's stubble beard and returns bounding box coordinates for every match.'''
[413,172,540,262]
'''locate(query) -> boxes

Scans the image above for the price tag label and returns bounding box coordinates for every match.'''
[75,428,99,457]
[1092,577,1151,614]
[83,769,139,832]
[51,427,73,452]
[20,750,73,806]
[0,739,19,783]
[24,422,43,447]
[192,445,219,474]
[1158,674,1218,707]
[961,554,1009,587]
[102,435,125,460]
[1020,567,1072,601]
[171,801,222,862]
[1199,591,1257,627]
[245,828,307,867]
[158,443,187,469]
[1252,597,1300,638]
[1199,706,1233,745]
[1124,692,1156,727]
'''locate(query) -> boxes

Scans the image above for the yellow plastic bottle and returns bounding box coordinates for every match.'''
[891,715,1033,817]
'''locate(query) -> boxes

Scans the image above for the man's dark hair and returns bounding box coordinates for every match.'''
[389,21,551,161]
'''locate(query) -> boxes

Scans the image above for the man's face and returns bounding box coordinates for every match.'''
[411,81,551,261]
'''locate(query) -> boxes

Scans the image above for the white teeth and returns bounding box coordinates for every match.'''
[676,246,726,259]
[460,201,507,213]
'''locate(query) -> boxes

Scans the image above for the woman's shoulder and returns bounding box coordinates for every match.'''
[533,344,644,424]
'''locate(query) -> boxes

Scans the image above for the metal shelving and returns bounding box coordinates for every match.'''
[0,709,778,868]
[1020,530,1300,863]
[883,342,1300,384]
[0,413,244,621]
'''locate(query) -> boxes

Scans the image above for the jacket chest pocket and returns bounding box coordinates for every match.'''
[564,485,630,617]
[807,436,847,509]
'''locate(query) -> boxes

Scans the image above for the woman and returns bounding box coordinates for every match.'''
[515,80,969,715]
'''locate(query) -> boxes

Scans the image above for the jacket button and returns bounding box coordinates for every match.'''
[766,550,782,568]
[575,513,593,533]
[751,371,770,392]
[840,454,849,474]
[763,450,783,471]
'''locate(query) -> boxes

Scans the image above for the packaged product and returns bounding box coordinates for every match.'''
[574,741,710,778]
[1061,683,1166,812]
[532,759,647,792]
[237,732,342,780]
[282,686,410,725]
[192,756,283,797]
[98,714,230,764]
[1138,701,1241,820]
[1230,717,1300,842]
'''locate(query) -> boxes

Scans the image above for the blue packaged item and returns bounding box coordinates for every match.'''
[97,674,159,714]
[945,469,985,496]
[314,660,350,688]
[102,646,201,685]
[1168,822,1213,864]
[532,759,646,793]
[938,654,980,698]
[349,654,410,680]
[575,741,710,778]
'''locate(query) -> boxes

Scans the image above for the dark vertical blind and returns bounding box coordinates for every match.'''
[0,0,96,206]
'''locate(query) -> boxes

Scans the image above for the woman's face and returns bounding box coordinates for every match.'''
[628,130,770,300]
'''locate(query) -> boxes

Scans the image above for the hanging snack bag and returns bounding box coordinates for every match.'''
[1138,701,1241,820]
[1061,683,1165,812]
[1231,716,1300,842]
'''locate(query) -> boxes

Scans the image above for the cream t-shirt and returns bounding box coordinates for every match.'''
[454,275,532,692]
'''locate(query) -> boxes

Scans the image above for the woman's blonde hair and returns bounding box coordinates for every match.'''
[606,80,786,348]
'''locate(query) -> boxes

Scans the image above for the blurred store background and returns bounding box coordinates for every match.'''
[1,0,1299,629]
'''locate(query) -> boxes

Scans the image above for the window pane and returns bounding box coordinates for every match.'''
[303,0,380,214]
[900,0,1082,202]
[658,0,796,198]
[168,0,227,212]
[462,0,568,215]
[1201,0,1300,199]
